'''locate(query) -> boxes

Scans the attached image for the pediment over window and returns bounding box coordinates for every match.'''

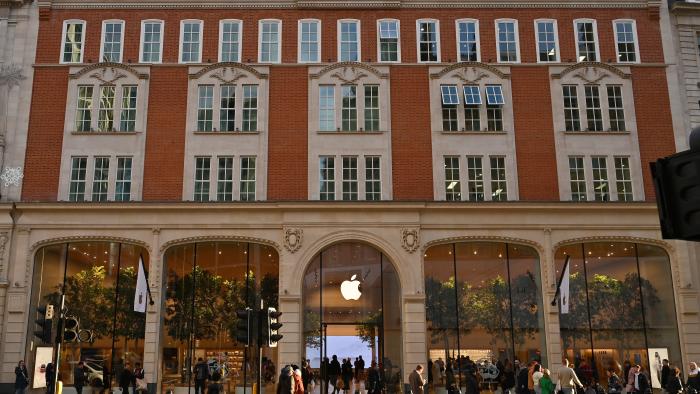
[310,62,389,81]
[70,62,149,81]
[430,62,510,81]
[552,62,630,81]
[189,62,268,80]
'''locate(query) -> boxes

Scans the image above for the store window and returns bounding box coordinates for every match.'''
[28,242,149,391]
[302,242,402,393]
[555,242,680,388]
[161,242,279,394]
[424,242,546,392]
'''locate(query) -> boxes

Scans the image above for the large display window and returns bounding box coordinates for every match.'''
[302,242,403,394]
[29,241,148,390]
[555,242,681,388]
[161,242,279,394]
[424,242,546,393]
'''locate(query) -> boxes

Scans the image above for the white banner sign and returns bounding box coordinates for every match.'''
[33,347,53,388]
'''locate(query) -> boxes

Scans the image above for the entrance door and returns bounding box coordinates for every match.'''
[319,323,379,394]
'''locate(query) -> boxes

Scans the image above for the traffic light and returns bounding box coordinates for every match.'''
[265,307,283,348]
[235,308,251,346]
[63,316,79,342]
[34,304,53,344]
[651,145,700,241]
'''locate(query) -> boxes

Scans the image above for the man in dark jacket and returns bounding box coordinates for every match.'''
[74,361,86,394]
[329,356,341,394]
[367,362,380,394]
[119,363,134,394]
[661,360,671,390]
[194,358,209,394]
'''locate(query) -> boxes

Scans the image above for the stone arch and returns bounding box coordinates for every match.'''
[309,62,389,80]
[189,62,268,80]
[422,235,544,254]
[70,62,149,80]
[430,61,510,80]
[552,61,630,80]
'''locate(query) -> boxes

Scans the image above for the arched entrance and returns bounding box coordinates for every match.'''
[302,241,403,394]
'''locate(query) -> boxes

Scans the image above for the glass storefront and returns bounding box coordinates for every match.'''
[29,241,148,390]
[424,242,546,393]
[302,242,402,394]
[161,242,279,394]
[555,242,681,388]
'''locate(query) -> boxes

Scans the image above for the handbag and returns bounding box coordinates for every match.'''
[136,377,148,392]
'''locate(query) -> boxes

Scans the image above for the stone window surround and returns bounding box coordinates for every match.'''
[573,18,601,62]
[183,63,269,201]
[612,18,641,64]
[376,18,401,63]
[549,63,644,201]
[495,18,520,64]
[437,154,517,202]
[298,18,321,64]
[219,19,244,63]
[310,154,392,201]
[59,154,143,201]
[139,19,164,64]
[429,63,519,201]
[100,19,125,63]
[533,18,561,63]
[454,18,481,63]
[60,19,86,64]
[186,154,259,201]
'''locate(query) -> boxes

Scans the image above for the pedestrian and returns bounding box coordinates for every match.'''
[45,362,56,394]
[626,365,636,394]
[409,365,426,394]
[540,369,554,394]
[633,365,650,394]
[194,358,209,394]
[329,356,341,394]
[503,360,516,394]
[342,359,353,394]
[558,359,584,394]
[686,362,700,394]
[665,368,683,394]
[133,362,145,393]
[294,367,305,394]
[302,360,313,394]
[119,362,133,394]
[464,372,479,394]
[607,369,622,394]
[358,356,365,382]
[74,361,86,394]
[14,360,29,394]
[533,364,544,394]
[321,357,330,394]
[517,362,530,394]
[208,372,223,394]
[367,361,380,394]
[277,365,295,394]
[661,360,671,391]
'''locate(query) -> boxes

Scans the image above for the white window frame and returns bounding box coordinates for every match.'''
[337,19,361,62]
[573,18,600,62]
[376,19,401,63]
[100,20,125,63]
[258,19,282,64]
[416,19,441,63]
[495,19,520,64]
[455,19,480,62]
[534,18,560,63]
[219,19,243,63]
[60,19,86,64]
[179,19,203,64]
[298,19,321,63]
[139,19,164,64]
[612,19,640,64]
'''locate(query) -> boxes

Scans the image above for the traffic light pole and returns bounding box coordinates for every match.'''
[258,301,263,394]
[52,293,65,394]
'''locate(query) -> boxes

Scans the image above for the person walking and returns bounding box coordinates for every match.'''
[367,362,380,394]
[631,365,650,394]
[45,362,56,394]
[357,356,365,382]
[74,361,86,394]
[14,360,29,394]
[464,372,479,394]
[503,360,516,394]
[409,365,426,394]
[626,365,637,394]
[329,356,341,394]
[294,367,306,394]
[119,363,134,394]
[665,368,683,394]
[302,360,313,394]
[278,366,295,394]
[342,359,353,394]
[194,358,209,394]
[133,362,146,394]
[686,362,699,394]
[606,369,622,394]
[539,369,554,394]
[661,360,671,391]
[558,359,584,394]
[533,364,544,394]
[208,372,223,394]
[321,357,330,394]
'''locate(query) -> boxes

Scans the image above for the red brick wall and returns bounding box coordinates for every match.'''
[511,67,559,200]
[631,67,677,202]
[267,67,308,200]
[141,67,188,200]
[390,66,433,200]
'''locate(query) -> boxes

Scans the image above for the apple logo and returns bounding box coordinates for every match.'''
[340,274,362,300]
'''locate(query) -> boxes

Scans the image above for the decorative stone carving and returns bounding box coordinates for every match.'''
[401,228,420,253]
[89,67,128,85]
[430,62,510,80]
[284,228,303,253]
[210,67,247,84]
[551,62,629,80]
[0,64,26,87]
[330,66,369,84]
[0,167,24,187]
[572,66,610,84]
[452,66,489,84]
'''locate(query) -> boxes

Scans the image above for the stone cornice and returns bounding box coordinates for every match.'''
[671,1,700,15]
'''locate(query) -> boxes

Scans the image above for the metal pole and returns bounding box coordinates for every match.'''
[243,243,250,394]
[53,242,70,394]
[581,243,597,380]
[505,244,517,360]
[188,244,199,394]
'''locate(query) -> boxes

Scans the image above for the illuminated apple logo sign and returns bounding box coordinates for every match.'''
[340,274,362,300]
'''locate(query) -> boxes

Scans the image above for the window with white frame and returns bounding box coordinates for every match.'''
[614,20,639,63]
[299,20,320,63]
[220,20,242,62]
[378,19,400,62]
[364,85,380,131]
[341,86,357,131]
[614,156,633,201]
[239,156,256,201]
[584,85,603,131]
[115,157,132,201]
[496,19,519,63]
[92,156,110,202]
[575,19,599,62]
[194,156,211,201]
[342,156,358,201]
[339,20,360,62]
[217,156,234,201]
[490,156,508,201]
[591,156,610,201]
[561,83,627,132]
[568,156,587,201]
[61,20,86,64]
[140,20,163,63]
[535,19,559,62]
[456,19,479,62]
[180,20,203,63]
[319,86,336,131]
[319,156,335,201]
[69,156,88,201]
[101,20,124,63]
[444,156,461,201]
[417,20,440,62]
[440,84,505,132]
[365,156,381,200]
[562,85,581,132]
[74,84,139,132]
[195,84,259,132]
[259,20,281,63]
[607,85,626,131]
[466,156,485,201]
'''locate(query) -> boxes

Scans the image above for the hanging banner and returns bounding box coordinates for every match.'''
[33,347,53,388]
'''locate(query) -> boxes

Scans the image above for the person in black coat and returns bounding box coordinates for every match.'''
[45,363,56,394]
[666,368,684,394]
[329,356,341,394]
[74,361,86,394]
[367,362,380,394]
[321,357,330,394]
[517,364,530,394]
[661,360,671,390]
[15,360,29,394]
[119,363,134,394]
[341,359,353,394]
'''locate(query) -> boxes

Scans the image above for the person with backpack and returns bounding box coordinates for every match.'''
[194,358,210,394]
[666,368,683,394]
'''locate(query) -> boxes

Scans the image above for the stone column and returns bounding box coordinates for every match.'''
[278,296,301,367]
[403,295,426,383]
[145,228,161,392]
[542,229,563,371]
